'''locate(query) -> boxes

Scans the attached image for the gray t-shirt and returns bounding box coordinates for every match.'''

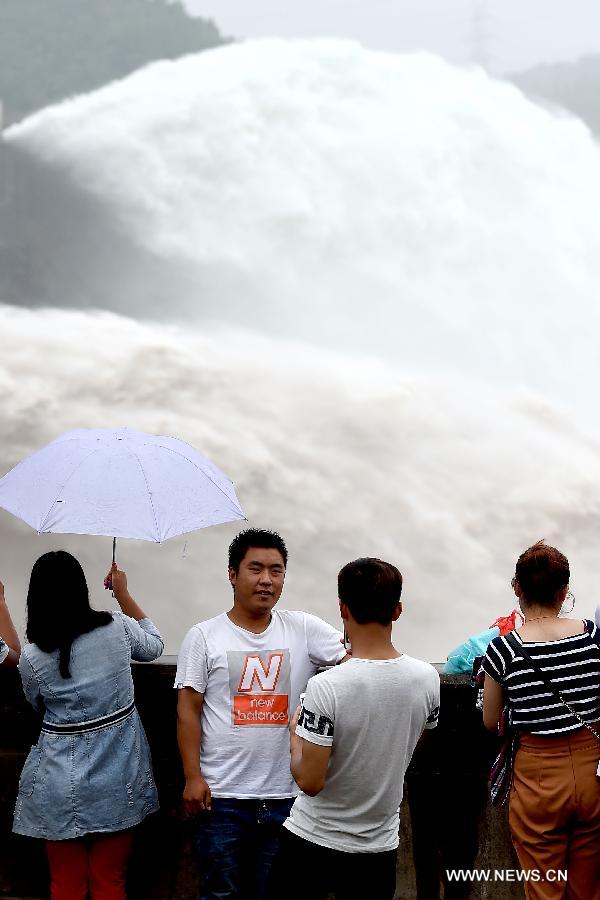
[285,655,440,853]
[0,637,8,665]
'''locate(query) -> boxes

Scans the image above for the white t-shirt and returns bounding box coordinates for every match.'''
[285,655,440,853]
[175,610,345,798]
[0,637,8,665]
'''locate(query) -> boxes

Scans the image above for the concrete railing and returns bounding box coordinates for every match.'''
[0,661,522,900]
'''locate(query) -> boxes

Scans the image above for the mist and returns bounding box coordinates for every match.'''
[3,40,600,659]
[3,305,600,660]
[5,41,600,411]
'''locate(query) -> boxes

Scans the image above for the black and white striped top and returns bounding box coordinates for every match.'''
[483,620,600,735]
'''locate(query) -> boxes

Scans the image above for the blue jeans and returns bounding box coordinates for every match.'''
[193,797,294,900]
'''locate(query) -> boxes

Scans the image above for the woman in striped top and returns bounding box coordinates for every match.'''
[483,541,600,900]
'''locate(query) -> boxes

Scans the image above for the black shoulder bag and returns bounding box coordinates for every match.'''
[488,701,519,807]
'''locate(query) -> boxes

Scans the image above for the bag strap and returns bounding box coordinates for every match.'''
[505,629,600,743]
[585,618,600,649]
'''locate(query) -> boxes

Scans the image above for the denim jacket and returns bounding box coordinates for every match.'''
[13,612,163,840]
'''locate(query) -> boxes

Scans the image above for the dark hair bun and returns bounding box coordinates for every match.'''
[515,540,570,608]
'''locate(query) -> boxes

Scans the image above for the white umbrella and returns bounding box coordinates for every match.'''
[0,428,245,546]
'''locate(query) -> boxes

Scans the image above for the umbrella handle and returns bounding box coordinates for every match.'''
[105,538,117,592]
[111,537,116,599]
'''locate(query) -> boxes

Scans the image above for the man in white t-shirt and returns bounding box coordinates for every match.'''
[265,557,440,900]
[175,529,346,900]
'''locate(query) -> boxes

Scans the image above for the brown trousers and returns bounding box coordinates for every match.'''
[509,725,600,900]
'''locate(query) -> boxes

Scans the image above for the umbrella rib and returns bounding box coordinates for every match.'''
[129,449,161,542]
[147,443,242,516]
[38,448,101,532]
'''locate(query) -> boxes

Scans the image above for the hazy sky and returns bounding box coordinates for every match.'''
[183,0,600,74]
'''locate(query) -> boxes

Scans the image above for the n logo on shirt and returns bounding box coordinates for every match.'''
[227,649,291,727]
[238,654,284,692]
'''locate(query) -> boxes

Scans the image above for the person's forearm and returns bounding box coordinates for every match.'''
[289,734,327,796]
[483,675,504,732]
[415,728,432,752]
[289,734,304,787]
[115,590,147,622]
[177,710,203,780]
[0,598,21,653]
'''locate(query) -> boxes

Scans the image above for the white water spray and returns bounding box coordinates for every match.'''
[7,39,600,407]
[2,306,600,659]
[3,40,600,658]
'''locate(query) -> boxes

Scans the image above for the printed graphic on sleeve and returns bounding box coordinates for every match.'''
[298,705,334,737]
[227,649,291,727]
[426,705,440,726]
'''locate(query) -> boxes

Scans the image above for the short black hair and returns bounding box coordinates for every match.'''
[228,529,288,573]
[338,558,402,626]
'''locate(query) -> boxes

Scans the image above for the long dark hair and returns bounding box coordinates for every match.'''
[26,551,112,678]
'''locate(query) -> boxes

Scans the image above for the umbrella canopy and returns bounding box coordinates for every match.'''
[0,428,245,541]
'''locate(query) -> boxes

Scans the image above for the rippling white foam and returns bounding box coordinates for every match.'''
[7,39,600,408]
[2,306,600,659]
[4,41,600,658]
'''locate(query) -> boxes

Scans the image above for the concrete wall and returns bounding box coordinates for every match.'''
[0,661,523,900]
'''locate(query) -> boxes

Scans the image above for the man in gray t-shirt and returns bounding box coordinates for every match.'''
[265,557,440,900]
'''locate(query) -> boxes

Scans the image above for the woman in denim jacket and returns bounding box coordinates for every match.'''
[13,551,163,899]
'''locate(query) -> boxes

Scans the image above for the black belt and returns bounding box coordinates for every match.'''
[41,700,135,735]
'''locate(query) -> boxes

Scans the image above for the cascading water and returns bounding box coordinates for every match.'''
[2,39,600,658]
